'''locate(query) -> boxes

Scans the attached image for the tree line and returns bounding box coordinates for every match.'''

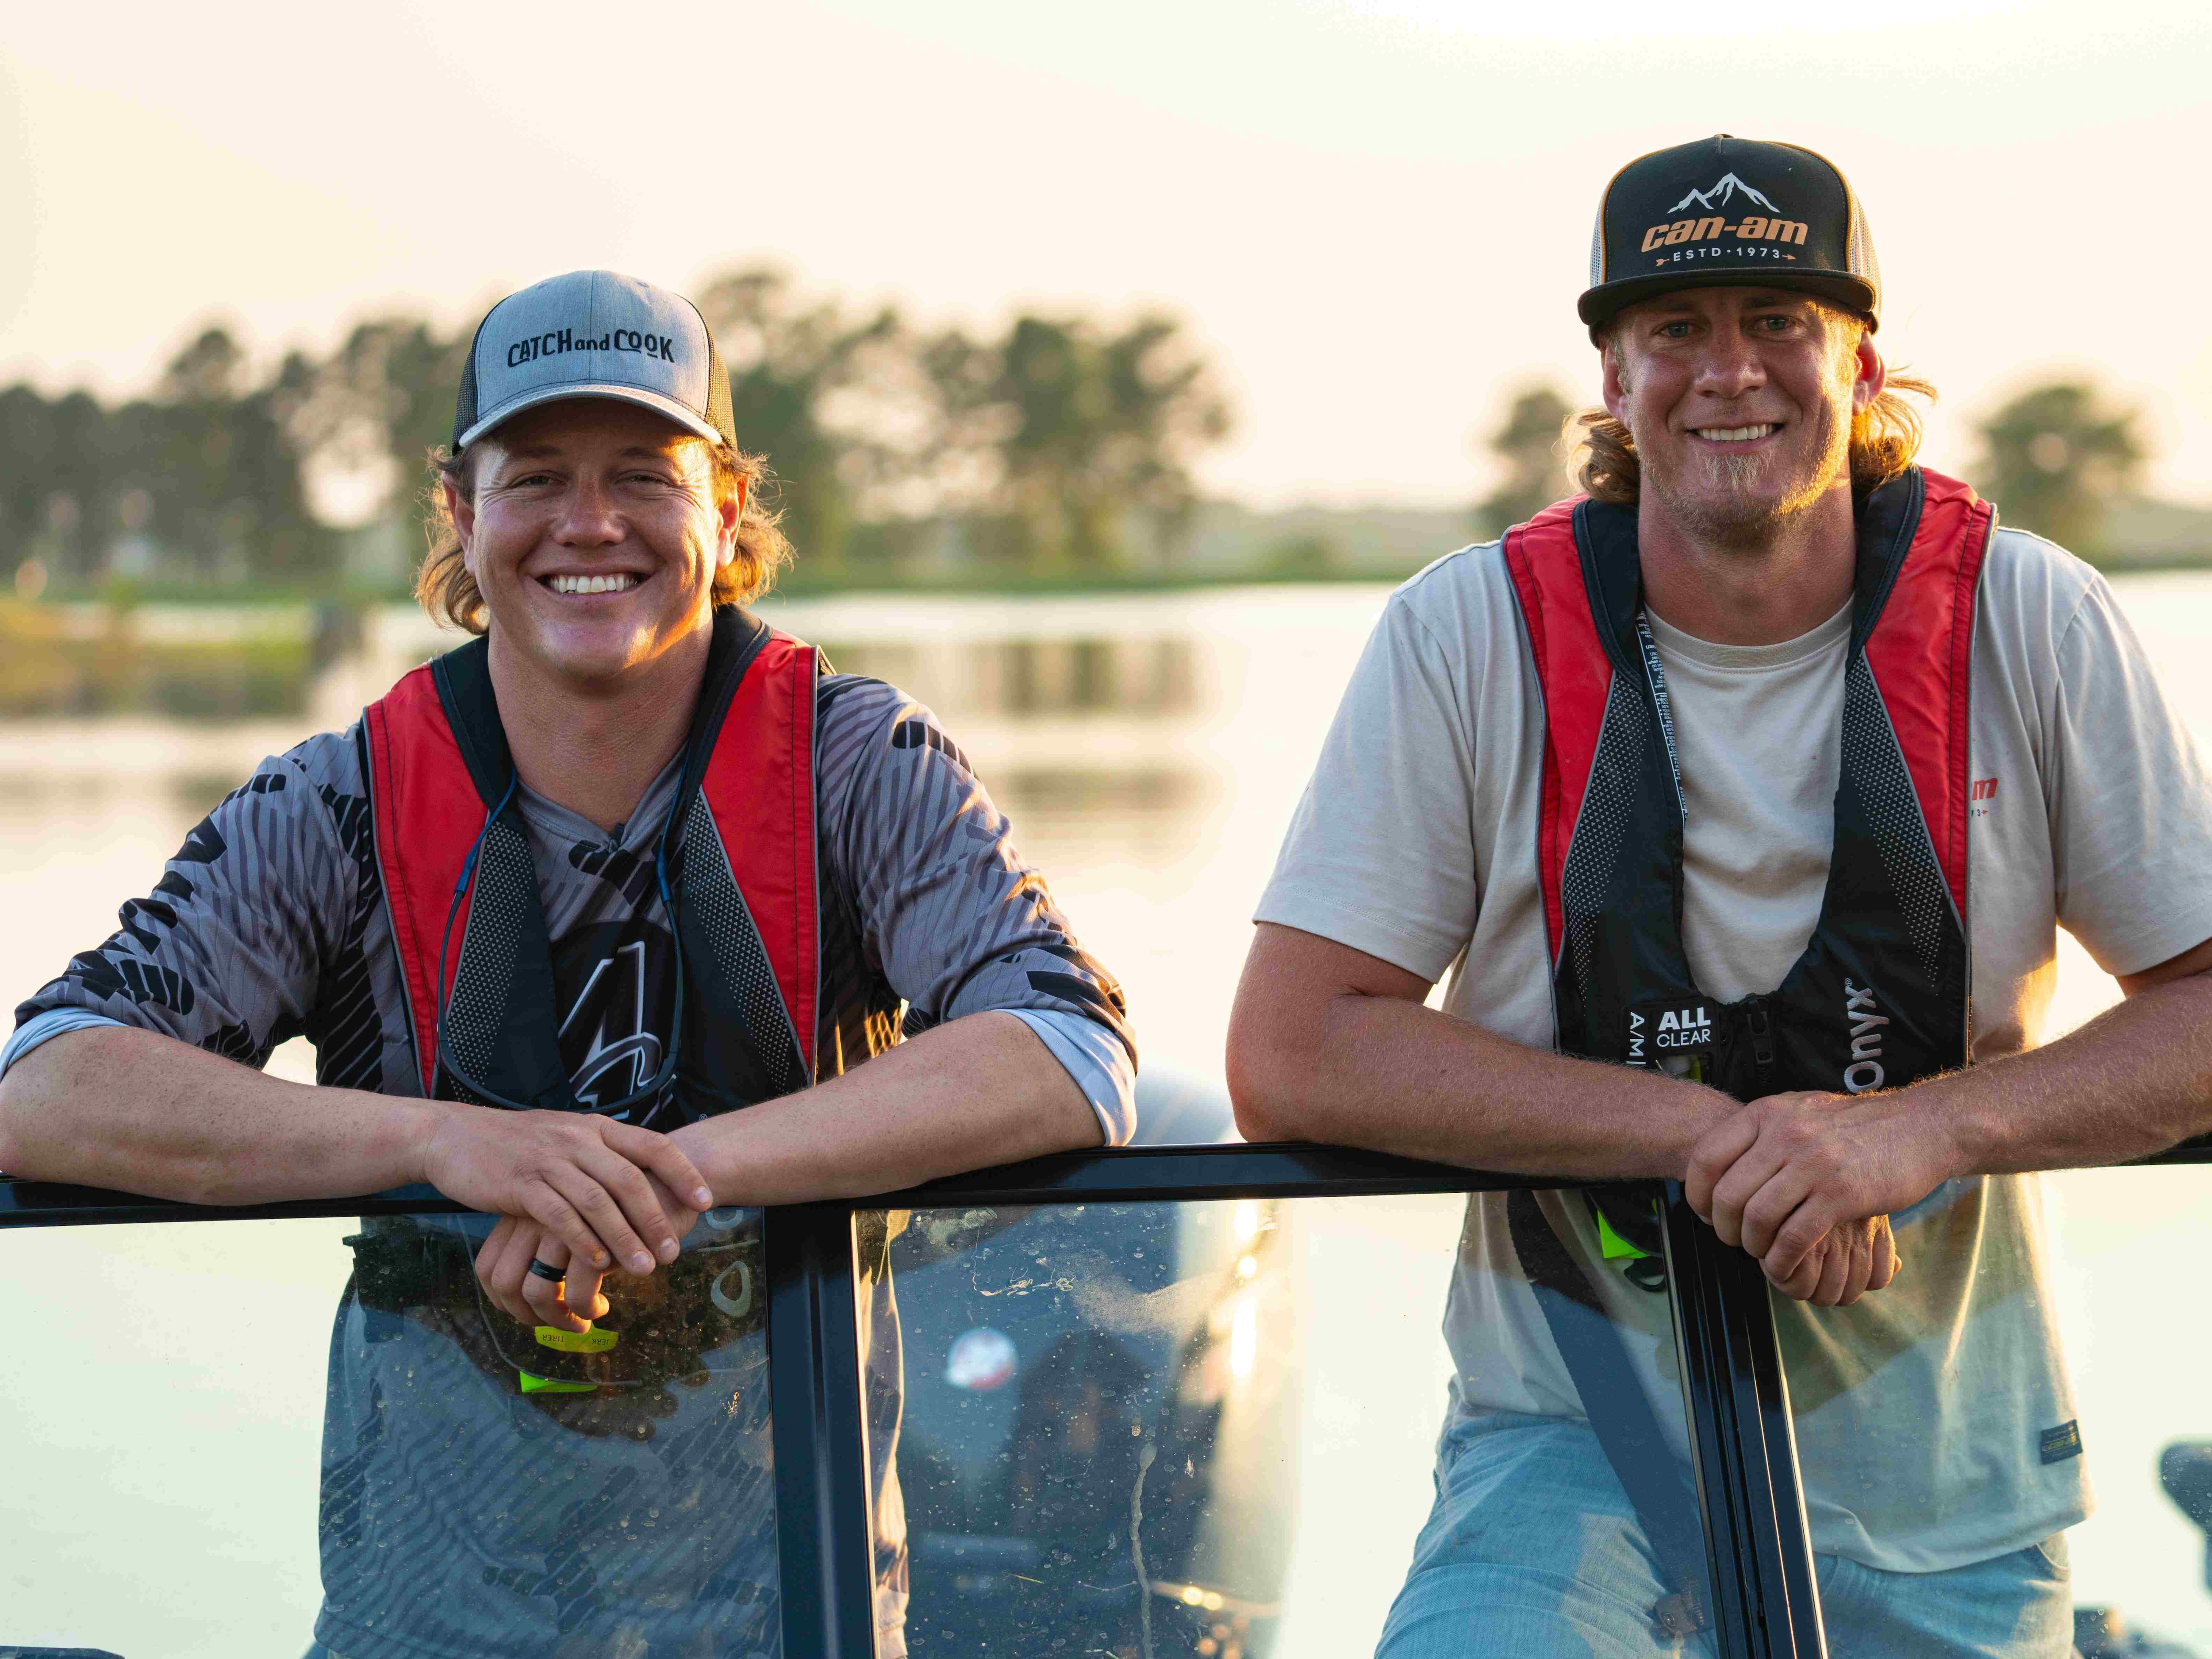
[1473,377,2151,563]
[1,270,2167,601]
[0,268,1233,595]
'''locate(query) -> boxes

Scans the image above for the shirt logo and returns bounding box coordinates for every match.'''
[559,937,668,1114]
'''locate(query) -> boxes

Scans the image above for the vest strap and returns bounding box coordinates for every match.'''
[365,663,478,1096]
[695,619,820,1083]
[1503,497,1612,965]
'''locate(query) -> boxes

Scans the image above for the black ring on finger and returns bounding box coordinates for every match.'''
[528,1258,567,1282]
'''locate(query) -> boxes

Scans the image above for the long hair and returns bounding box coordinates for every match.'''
[414,439,793,634]
[1572,310,1936,506]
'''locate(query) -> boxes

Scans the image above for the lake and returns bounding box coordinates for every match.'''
[4,572,2212,1655]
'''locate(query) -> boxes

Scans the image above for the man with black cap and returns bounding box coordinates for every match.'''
[0,270,1137,1658]
[1231,137,2212,1654]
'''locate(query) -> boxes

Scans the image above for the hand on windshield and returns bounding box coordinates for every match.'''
[476,1218,607,1332]
[1685,1087,1945,1302]
[418,1107,713,1285]
[474,1171,706,1331]
[1762,1213,1899,1306]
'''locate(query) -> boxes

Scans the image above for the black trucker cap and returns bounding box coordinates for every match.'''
[1578,134,1881,334]
[452,270,737,451]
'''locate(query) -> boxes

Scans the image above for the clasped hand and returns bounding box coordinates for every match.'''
[1684,1088,1951,1307]
[417,1108,714,1333]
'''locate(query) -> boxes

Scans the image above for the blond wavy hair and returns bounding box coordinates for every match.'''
[415,437,793,634]
[1572,303,1936,506]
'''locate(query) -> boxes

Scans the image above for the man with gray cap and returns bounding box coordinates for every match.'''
[0,270,1136,1657]
[1231,136,2212,1654]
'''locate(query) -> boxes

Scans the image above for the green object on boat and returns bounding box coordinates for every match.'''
[1596,1207,1650,1263]
[518,1369,598,1395]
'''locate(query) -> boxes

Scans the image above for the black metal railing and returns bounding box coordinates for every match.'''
[34,1140,2168,1659]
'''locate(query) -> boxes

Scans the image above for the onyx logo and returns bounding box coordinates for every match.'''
[1843,978,1889,1093]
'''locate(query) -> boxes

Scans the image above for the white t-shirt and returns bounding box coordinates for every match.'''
[1255,525,2212,1573]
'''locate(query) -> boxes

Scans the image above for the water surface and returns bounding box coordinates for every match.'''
[4,575,2211,1653]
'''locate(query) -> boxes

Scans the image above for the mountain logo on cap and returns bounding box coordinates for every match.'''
[1668,174,1781,215]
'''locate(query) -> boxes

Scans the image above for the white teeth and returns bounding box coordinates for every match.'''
[547,573,641,595]
[1694,424,1776,442]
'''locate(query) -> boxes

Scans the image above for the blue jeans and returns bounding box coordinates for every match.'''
[1376,1411,2072,1659]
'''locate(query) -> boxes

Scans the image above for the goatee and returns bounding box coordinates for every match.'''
[1636,408,1851,554]
[1646,454,1793,551]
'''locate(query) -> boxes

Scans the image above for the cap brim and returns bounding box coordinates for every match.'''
[456,382,725,450]
[1577,269,1877,334]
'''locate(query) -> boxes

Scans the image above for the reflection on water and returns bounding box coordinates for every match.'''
[6,575,2212,1654]
[824,635,1199,719]
[994,766,1219,870]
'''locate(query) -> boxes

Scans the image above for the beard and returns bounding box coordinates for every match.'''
[1636,399,1852,552]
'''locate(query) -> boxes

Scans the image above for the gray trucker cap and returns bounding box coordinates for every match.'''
[452,270,737,450]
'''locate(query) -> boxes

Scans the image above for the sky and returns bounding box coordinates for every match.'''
[2,0,2208,509]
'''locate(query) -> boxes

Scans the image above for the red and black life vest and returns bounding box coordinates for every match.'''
[361,607,822,1122]
[1503,466,1993,1102]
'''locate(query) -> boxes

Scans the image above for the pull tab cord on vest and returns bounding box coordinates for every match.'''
[433,774,688,1119]
[1633,613,1688,826]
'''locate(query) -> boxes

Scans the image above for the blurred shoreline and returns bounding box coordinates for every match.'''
[6,495,2209,722]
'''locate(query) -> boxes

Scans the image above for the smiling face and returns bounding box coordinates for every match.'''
[447,399,742,690]
[1601,286,1882,550]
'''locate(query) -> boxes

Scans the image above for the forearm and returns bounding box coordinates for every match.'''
[671,1011,1103,1206]
[1920,970,2212,1177]
[0,1025,445,1204]
[1231,976,1733,1179]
